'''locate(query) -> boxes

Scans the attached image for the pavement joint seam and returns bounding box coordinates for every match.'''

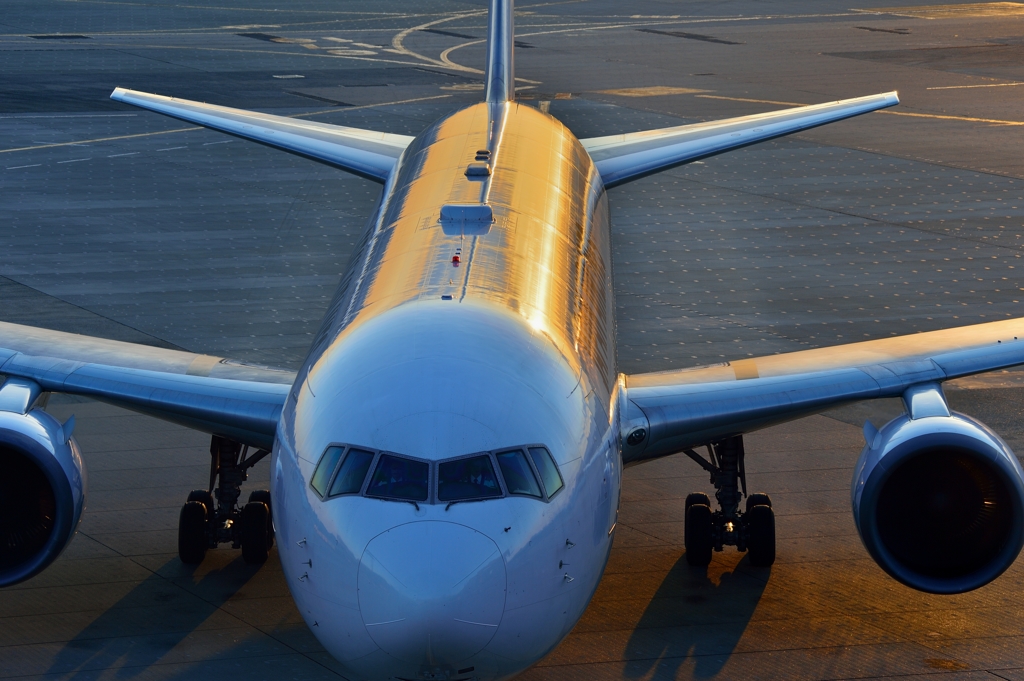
[0,274,185,350]
[666,172,1024,257]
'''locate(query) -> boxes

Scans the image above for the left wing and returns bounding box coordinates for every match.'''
[0,322,295,449]
[110,88,414,182]
[620,317,1024,464]
[582,92,899,188]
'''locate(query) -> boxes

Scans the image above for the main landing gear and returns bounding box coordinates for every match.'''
[178,435,275,565]
[683,435,775,567]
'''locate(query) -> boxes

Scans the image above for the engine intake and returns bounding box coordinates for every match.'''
[853,411,1024,594]
[0,408,86,587]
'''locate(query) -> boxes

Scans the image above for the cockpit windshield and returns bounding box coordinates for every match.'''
[365,454,429,502]
[437,455,502,502]
[310,444,562,505]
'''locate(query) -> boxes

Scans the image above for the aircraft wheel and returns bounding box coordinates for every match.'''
[685,492,711,514]
[746,504,776,567]
[746,493,772,513]
[241,501,271,564]
[684,503,713,566]
[178,501,208,565]
[248,489,274,546]
[187,489,214,514]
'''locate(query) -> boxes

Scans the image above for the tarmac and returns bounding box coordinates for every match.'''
[2,1,1024,679]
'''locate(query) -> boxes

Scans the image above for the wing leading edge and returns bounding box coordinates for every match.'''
[0,322,295,449]
[621,317,1024,464]
[582,92,899,188]
[110,88,414,182]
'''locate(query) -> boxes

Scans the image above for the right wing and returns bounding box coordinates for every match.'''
[581,92,899,188]
[0,322,295,450]
[621,317,1024,464]
[111,88,414,183]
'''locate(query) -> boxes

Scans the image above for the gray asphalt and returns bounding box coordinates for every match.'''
[2,1,1024,679]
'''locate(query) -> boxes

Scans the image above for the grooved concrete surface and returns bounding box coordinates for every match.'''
[3,1,1024,680]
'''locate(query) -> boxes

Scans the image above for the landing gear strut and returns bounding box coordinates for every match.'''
[177,435,274,565]
[682,435,775,567]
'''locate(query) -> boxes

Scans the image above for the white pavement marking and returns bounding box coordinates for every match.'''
[6,164,42,169]
[0,113,137,119]
[928,82,1024,90]
[57,158,91,163]
[390,9,488,73]
[1,94,450,156]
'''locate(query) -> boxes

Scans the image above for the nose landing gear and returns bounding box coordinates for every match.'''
[682,435,775,567]
[177,435,274,565]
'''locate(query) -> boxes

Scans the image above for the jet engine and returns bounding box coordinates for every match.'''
[0,408,86,587]
[853,410,1024,594]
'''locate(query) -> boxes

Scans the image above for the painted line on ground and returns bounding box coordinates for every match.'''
[0,128,199,154]
[0,113,138,119]
[0,94,451,155]
[927,82,1024,90]
[695,94,1024,126]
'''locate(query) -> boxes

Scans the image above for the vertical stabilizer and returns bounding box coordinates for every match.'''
[484,0,515,103]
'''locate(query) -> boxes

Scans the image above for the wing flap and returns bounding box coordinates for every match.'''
[110,88,414,182]
[582,91,899,188]
[0,322,295,449]
[623,317,1024,463]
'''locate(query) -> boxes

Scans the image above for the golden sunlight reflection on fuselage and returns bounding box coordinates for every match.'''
[324,101,616,399]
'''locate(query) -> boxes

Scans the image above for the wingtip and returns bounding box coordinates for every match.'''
[109,86,129,101]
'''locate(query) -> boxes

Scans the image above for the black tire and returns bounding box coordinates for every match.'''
[684,503,713,566]
[745,493,772,513]
[241,501,270,564]
[746,504,776,567]
[187,489,215,514]
[248,490,274,546]
[685,492,711,514]
[178,501,208,565]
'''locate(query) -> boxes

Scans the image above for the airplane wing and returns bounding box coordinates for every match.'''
[0,322,295,450]
[581,92,899,188]
[110,88,414,183]
[621,317,1024,464]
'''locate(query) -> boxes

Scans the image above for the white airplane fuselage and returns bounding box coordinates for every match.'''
[271,101,622,680]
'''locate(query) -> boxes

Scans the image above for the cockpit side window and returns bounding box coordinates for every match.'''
[496,449,542,498]
[529,446,564,498]
[437,454,502,502]
[328,448,374,497]
[365,454,430,502]
[311,446,344,497]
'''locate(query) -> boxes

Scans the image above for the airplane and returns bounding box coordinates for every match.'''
[1,0,1023,679]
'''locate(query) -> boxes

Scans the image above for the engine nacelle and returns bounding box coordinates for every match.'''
[0,408,86,587]
[853,411,1024,594]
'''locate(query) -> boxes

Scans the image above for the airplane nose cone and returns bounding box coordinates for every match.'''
[358,521,506,664]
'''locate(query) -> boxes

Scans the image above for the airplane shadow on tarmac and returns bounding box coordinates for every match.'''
[623,553,769,680]
[46,552,266,680]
